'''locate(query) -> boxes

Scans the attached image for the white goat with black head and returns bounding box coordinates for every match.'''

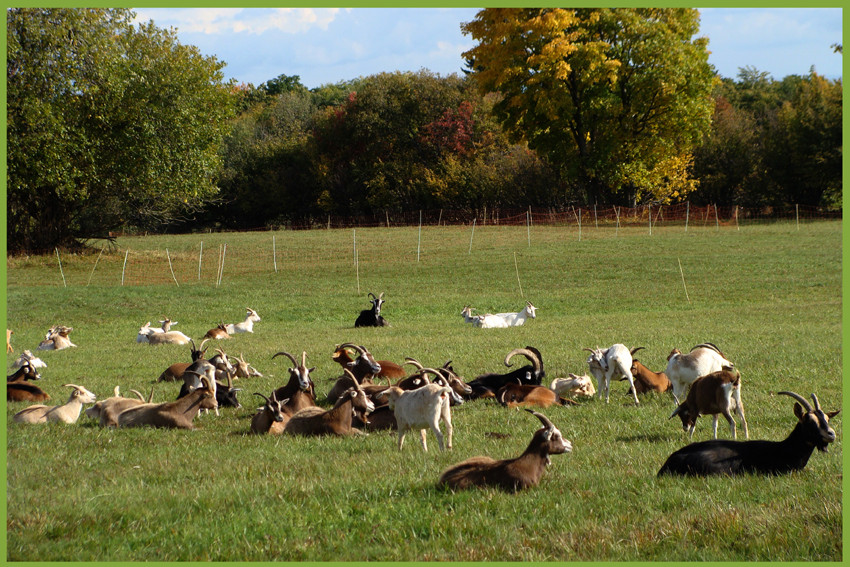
[584,344,644,405]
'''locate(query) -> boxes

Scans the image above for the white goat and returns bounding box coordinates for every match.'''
[494,301,537,327]
[665,343,733,403]
[550,373,596,398]
[11,349,47,369]
[584,344,644,405]
[379,371,454,452]
[224,308,261,334]
[13,384,97,424]
[136,319,177,343]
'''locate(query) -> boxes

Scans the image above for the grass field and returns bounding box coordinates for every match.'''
[5,221,843,561]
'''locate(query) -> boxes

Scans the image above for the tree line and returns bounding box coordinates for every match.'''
[6,8,842,252]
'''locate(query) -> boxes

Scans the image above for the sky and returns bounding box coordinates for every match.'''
[131,8,843,89]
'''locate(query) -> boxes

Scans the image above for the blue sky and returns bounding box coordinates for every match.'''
[132,8,843,89]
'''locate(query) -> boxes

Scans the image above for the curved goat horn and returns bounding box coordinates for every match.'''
[525,408,556,430]
[253,392,271,404]
[301,351,307,368]
[198,339,210,352]
[338,343,366,356]
[582,347,596,354]
[505,348,540,374]
[811,393,822,412]
[368,292,376,300]
[778,391,813,413]
[404,357,424,370]
[272,351,298,366]
[630,346,645,356]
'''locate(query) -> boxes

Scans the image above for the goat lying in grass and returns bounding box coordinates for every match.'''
[659,391,837,476]
[13,384,97,424]
[438,410,572,491]
[117,374,217,429]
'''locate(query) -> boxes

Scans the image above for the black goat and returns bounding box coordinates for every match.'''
[658,391,838,476]
[354,292,389,327]
[465,346,545,399]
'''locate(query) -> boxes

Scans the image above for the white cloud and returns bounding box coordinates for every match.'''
[133,8,342,35]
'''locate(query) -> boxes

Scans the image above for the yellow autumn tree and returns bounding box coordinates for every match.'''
[462,8,714,204]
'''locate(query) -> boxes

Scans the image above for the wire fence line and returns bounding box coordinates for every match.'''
[9,203,840,288]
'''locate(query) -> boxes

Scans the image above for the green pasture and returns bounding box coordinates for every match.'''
[5,221,843,561]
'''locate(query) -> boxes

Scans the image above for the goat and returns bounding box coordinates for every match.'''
[176,360,238,412]
[460,306,480,325]
[86,387,153,427]
[354,292,389,327]
[37,325,76,350]
[203,323,231,340]
[117,375,217,429]
[404,358,471,403]
[378,368,455,451]
[665,343,733,402]
[670,367,749,440]
[136,319,177,342]
[158,339,209,382]
[471,311,510,329]
[228,353,263,379]
[584,344,644,405]
[466,346,545,399]
[438,409,572,492]
[224,308,261,334]
[497,379,565,409]
[7,362,49,402]
[284,369,375,436]
[550,374,596,398]
[250,392,290,434]
[627,359,672,395]
[13,384,97,424]
[659,391,838,476]
[332,343,405,384]
[271,350,317,414]
[494,301,538,327]
[11,349,47,369]
[144,328,192,346]
[7,329,13,353]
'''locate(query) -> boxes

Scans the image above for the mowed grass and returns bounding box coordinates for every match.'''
[5,220,842,561]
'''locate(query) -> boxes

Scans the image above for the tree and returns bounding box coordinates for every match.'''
[461,8,715,204]
[7,8,236,252]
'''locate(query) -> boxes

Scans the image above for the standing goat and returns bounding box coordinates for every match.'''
[438,410,572,492]
[584,344,644,405]
[355,292,389,327]
[659,391,838,476]
[224,308,261,334]
[378,368,455,452]
[670,367,749,440]
[665,343,733,403]
[13,384,97,424]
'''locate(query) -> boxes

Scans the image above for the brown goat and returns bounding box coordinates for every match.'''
[626,359,672,394]
[250,392,290,434]
[271,350,317,414]
[284,370,375,436]
[158,339,209,382]
[438,410,572,492]
[332,343,405,384]
[670,367,749,439]
[7,363,50,403]
[203,323,231,340]
[117,376,217,429]
[496,382,564,409]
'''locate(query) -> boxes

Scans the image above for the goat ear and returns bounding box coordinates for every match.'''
[827,409,840,419]
[793,402,806,421]
[308,367,316,373]
[542,429,553,441]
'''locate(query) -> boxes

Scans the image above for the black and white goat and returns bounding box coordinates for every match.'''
[466,347,545,399]
[658,391,838,476]
[354,292,389,327]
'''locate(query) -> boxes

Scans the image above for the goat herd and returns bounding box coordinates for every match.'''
[6,298,840,492]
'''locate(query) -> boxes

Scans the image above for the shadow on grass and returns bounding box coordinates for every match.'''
[616,432,679,443]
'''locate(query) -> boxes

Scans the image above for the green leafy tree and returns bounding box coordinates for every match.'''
[7,8,235,252]
[461,8,715,204]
